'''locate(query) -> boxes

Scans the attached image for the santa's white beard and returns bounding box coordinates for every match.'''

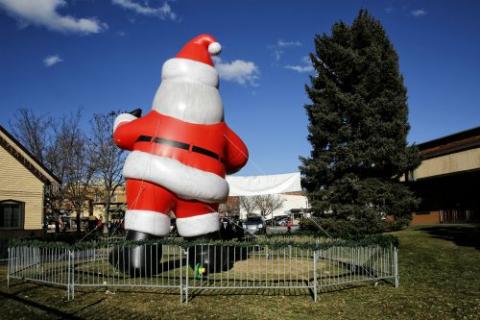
[152,79,224,124]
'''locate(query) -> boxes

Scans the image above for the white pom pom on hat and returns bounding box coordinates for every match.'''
[208,42,222,55]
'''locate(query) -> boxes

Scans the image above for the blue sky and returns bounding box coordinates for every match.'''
[1,0,479,176]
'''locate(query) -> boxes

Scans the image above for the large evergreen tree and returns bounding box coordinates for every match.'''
[300,10,420,234]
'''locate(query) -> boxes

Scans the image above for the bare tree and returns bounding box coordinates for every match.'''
[9,108,52,166]
[50,111,95,232]
[11,109,121,233]
[239,196,257,216]
[253,195,285,223]
[90,112,125,234]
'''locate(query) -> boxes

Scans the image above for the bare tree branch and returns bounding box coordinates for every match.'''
[254,195,285,220]
[9,108,53,165]
[50,111,95,232]
[239,196,257,215]
[89,112,125,234]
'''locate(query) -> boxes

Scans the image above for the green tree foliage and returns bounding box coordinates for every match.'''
[300,10,420,234]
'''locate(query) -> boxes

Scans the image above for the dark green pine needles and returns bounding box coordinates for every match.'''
[300,10,421,235]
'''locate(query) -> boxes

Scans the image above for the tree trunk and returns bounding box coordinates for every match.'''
[76,208,81,233]
[103,192,111,235]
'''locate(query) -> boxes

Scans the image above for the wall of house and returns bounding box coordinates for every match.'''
[414,147,480,180]
[411,211,441,225]
[0,145,44,230]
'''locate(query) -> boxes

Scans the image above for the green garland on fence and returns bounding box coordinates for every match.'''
[10,234,398,250]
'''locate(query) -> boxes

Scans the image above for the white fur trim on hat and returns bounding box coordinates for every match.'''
[124,209,171,236]
[152,79,224,124]
[176,212,220,237]
[123,151,229,203]
[113,113,137,132]
[162,58,219,88]
[208,42,221,55]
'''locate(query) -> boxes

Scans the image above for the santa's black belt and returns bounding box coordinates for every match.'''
[136,135,223,162]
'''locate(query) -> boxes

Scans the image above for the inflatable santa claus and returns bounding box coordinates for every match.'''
[110,34,248,276]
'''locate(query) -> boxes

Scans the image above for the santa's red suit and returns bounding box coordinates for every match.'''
[113,34,248,238]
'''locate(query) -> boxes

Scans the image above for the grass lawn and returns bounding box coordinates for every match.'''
[1,224,479,320]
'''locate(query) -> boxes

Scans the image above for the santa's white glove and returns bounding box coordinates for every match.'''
[113,113,137,133]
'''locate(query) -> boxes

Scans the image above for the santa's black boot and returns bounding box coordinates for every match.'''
[187,232,231,278]
[109,230,162,277]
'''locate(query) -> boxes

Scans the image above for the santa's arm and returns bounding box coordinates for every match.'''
[112,113,141,151]
[224,127,249,174]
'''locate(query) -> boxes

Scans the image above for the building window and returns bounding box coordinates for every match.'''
[0,200,25,230]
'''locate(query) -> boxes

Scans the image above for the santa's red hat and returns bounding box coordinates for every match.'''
[176,34,221,67]
[161,34,221,88]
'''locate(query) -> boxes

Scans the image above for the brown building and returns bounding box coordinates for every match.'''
[0,126,60,252]
[410,126,480,224]
[84,184,127,222]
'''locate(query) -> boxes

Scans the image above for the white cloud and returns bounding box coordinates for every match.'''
[269,39,302,61]
[112,0,176,20]
[411,9,427,17]
[213,57,260,86]
[271,49,283,62]
[277,40,302,48]
[43,55,62,67]
[284,56,314,73]
[284,65,313,73]
[0,0,107,34]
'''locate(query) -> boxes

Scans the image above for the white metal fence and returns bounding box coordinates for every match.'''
[7,241,399,303]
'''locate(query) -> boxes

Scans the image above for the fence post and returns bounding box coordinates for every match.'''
[183,248,189,304]
[313,250,318,302]
[71,250,75,299]
[6,247,10,288]
[67,249,75,300]
[67,249,71,301]
[179,246,183,303]
[393,246,399,288]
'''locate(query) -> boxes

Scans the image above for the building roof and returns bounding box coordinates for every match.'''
[417,126,480,160]
[0,125,60,185]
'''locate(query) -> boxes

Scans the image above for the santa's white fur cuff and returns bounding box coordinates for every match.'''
[113,113,137,132]
[176,212,220,237]
[123,151,229,203]
[124,210,170,236]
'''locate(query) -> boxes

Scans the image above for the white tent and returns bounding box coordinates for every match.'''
[226,172,302,196]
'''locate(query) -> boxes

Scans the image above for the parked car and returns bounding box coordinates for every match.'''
[242,216,266,235]
[276,217,289,226]
[265,216,289,226]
